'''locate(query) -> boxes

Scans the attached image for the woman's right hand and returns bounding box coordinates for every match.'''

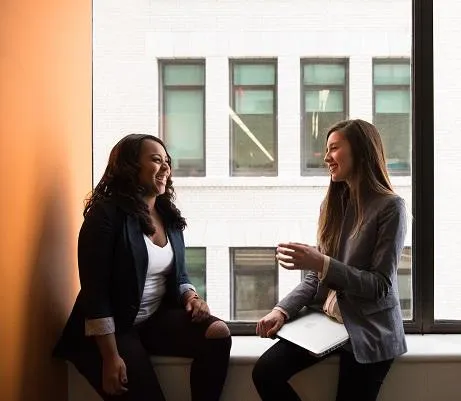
[256,309,286,338]
[102,354,128,396]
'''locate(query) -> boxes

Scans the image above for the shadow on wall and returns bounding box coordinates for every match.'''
[19,173,78,401]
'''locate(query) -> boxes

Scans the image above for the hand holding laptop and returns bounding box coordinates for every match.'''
[256,309,286,338]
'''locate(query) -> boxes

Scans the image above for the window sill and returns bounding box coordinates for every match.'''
[150,334,461,365]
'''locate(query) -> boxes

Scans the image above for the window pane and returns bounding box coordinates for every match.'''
[232,249,277,321]
[164,64,204,86]
[375,90,410,113]
[235,90,273,114]
[231,62,276,176]
[301,62,347,174]
[434,0,461,319]
[185,248,206,299]
[164,89,204,174]
[373,64,411,85]
[234,64,275,85]
[398,247,412,320]
[303,111,345,170]
[231,115,275,173]
[303,64,345,85]
[373,61,411,174]
[305,90,344,112]
[374,113,410,172]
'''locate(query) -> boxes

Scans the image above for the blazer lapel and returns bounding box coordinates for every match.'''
[167,228,182,279]
[126,214,148,299]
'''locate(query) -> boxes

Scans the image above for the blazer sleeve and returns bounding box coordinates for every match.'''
[78,201,119,319]
[322,197,407,300]
[275,270,319,318]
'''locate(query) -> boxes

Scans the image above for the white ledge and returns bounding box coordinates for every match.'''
[151,334,461,365]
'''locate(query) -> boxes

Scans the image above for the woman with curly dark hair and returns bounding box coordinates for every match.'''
[54,134,231,401]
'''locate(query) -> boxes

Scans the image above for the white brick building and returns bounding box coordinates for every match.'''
[93,0,414,321]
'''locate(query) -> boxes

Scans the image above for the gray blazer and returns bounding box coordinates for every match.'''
[276,193,407,363]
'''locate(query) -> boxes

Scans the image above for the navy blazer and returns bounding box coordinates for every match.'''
[54,198,192,359]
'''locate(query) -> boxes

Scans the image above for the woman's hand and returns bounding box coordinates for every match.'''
[256,309,286,338]
[101,354,128,396]
[184,291,210,322]
[276,242,324,273]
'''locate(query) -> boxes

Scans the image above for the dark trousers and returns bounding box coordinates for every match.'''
[70,304,231,401]
[252,340,393,401]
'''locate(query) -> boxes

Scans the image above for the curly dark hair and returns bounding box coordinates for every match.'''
[84,134,186,234]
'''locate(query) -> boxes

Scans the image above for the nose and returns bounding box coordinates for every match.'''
[324,151,331,164]
[161,161,171,172]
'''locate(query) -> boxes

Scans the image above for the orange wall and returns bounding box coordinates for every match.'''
[0,1,92,400]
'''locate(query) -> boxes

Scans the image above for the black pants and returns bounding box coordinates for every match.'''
[252,340,393,401]
[70,304,231,401]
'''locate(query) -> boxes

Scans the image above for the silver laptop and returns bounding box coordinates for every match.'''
[276,308,349,357]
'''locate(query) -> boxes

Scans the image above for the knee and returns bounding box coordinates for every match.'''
[204,320,231,339]
[252,356,277,387]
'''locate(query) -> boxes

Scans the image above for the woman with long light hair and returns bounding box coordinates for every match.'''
[253,119,407,401]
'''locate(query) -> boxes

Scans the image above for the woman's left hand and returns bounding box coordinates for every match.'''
[185,293,210,322]
[276,242,324,273]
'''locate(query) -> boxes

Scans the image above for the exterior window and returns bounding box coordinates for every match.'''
[230,61,277,176]
[373,59,411,174]
[231,248,277,320]
[186,248,207,300]
[398,246,412,320]
[301,60,348,175]
[160,61,205,176]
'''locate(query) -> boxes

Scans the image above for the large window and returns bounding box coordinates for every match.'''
[159,61,205,176]
[373,59,411,175]
[231,248,278,320]
[186,248,207,299]
[301,60,348,175]
[229,60,277,176]
[94,0,461,334]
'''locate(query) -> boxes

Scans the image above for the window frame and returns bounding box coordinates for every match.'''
[372,57,411,176]
[411,0,461,333]
[158,59,206,177]
[300,58,349,176]
[229,58,278,177]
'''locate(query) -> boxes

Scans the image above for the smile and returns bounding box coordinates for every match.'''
[155,175,167,184]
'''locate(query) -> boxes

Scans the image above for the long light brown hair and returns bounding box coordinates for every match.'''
[317,119,394,256]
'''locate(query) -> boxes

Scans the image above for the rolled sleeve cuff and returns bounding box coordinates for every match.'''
[85,317,115,336]
[318,255,331,281]
[273,306,290,321]
[179,283,196,296]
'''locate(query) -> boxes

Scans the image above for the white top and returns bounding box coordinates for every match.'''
[134,234,174,324]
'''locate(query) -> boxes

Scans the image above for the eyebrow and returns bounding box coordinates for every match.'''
[326,141,341,148]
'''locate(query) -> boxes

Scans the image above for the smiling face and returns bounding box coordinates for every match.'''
[137,139,171,196]
[324,130,354,184]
